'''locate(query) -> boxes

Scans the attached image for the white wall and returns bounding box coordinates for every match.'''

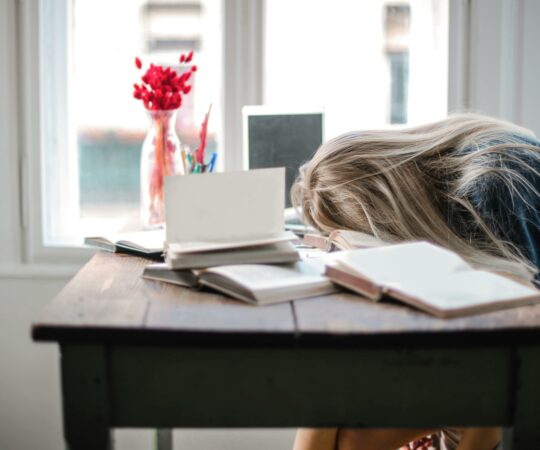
[0,278,65,450]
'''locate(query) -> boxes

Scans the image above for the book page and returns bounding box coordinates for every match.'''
[107,229,165,251]
[201,258,330,292]
[335,241,472,285]
[331,230,387,249]
[392,270,539,312]
[165,168,285,244]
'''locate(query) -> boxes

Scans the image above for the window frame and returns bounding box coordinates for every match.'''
[18,0,263,265]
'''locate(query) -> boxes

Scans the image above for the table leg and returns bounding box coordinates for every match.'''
[61,344,113,450]
[511,346,540,449]
[154,429,173,450]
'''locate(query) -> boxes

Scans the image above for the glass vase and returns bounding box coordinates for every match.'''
[140,109,182,229]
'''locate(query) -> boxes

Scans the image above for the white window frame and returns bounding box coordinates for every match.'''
[15,0,263,266]
[5,0,529,269]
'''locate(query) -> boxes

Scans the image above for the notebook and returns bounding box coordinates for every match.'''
[84,229,165,259]
[143,258,339,305]
[326,241,540,318]
[164,168,299,267]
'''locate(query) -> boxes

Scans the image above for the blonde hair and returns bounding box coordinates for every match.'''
[291,113,540,280]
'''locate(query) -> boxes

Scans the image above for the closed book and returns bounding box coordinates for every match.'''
[165,241,300,270]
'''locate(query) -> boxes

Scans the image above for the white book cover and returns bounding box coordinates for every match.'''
[164,168,289,251]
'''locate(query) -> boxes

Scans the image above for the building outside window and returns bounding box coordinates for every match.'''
[384,4,411,124]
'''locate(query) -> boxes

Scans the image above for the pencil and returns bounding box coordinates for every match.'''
[181,147,188,175]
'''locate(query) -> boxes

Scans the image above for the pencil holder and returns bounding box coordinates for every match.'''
[140,109,182,228]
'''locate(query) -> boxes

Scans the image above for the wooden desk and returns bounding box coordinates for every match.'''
[32,252,540,450]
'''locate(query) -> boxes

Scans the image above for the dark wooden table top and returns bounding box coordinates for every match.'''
[32,252,540,346]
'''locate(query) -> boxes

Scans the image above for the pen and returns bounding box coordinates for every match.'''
[208,151,217,173]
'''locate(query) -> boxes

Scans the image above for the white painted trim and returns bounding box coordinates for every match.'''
[241,106,325,170]
[222,0,264,171]
[498,0,523,123]
[241,106,326,116]
[40,0,81,247]
[17,0,91,265]
[448,0,470,113]
[0,0,24,265]
[18,0,41,263]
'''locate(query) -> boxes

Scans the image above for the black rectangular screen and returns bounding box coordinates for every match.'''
[247,113,323,207]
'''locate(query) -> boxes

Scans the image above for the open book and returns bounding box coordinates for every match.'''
[326,241,540,318]
[303,230,387,252]
[143,258,338,305]
[84,229,165,259]
[164,168,299,268]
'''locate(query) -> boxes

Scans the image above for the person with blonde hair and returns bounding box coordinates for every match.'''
[291,113,540,450]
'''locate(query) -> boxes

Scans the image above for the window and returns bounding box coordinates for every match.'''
[264,0,448,138]
[42,0,223,245]
[384,4,410,124]
[38,0,448,250]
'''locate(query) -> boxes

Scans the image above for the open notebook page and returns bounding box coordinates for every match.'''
[391,269,538,313]
[334,241,471,285]
[101,229,165,251]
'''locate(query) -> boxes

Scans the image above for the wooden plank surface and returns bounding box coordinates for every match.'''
[33,252,540,345]
[34,252,150,329]
[292,293,540,343]
[33,252,295,343]
[145,279,295,333]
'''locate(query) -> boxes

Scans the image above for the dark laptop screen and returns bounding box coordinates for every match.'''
[246,113,323,207]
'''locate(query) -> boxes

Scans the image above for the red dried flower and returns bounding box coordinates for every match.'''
[133,52,196,110]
